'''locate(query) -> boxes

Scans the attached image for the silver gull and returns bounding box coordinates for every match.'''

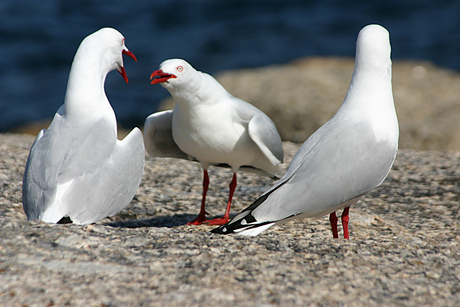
[211,24,399,238]
[22,28,144,224]
[145,59,284,225]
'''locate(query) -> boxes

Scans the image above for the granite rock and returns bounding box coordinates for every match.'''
[1,133,459,306]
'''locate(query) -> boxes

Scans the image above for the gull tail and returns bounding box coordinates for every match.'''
[211,194,276,236]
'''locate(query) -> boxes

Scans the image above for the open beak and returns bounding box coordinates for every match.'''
[150,70,177,84]
[123,49,137,62]
[117,66,129,84]
[117,49,137,84]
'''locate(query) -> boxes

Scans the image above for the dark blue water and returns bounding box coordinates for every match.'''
[1,0,460,132]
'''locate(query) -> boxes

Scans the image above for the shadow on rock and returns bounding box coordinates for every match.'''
[104,214,196,228]
[104,213,238,229]
[104,214,200,228]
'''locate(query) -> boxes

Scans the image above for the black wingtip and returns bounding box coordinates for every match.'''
[210,224,234,235]
[57,216,73,224]
[211,219,277,236]
[211,209,258,235]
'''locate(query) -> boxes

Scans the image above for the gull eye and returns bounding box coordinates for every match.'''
[177,66,183,72]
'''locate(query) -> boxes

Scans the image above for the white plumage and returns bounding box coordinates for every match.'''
[212,24,399,238]
[22,28,144,225]
[145,59,283,225]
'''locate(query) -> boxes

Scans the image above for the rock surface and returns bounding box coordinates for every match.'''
[160,57,460,151]
[1,133,460,306]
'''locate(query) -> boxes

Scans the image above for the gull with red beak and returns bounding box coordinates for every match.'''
[118,48,137,83]
[145,59,284,225]
[22,28,145,224]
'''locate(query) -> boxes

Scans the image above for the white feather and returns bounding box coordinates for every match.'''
[22,28,144,224]
[212,24,399,236]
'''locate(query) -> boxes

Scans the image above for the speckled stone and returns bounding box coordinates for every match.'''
[1,133,459,306]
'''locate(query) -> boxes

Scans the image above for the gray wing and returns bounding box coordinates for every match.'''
[22,128,50,220]
[22,110,77,220]
[144,110,189,159]
[247,114,284,165]
[60,128,145,224]
[213,117,397,235]
[248,115,337,202]
[230,97,284,165]
[251,118,397,222]
[143,109,280,177]
[23,111,145,224]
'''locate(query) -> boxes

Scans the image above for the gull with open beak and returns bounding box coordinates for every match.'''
[22,28,144,224]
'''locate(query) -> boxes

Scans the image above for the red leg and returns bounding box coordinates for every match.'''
[187,169,210,225]
[206,173,237,225]
[341,206,350,239]
[329,211,339,239]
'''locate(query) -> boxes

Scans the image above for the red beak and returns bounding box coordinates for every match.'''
[118,49,137,84]
[150,70,177,84]
[122,49,137,62]
[118,66,129,84]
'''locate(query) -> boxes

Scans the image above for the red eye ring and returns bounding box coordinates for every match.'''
[177,66,183,72]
